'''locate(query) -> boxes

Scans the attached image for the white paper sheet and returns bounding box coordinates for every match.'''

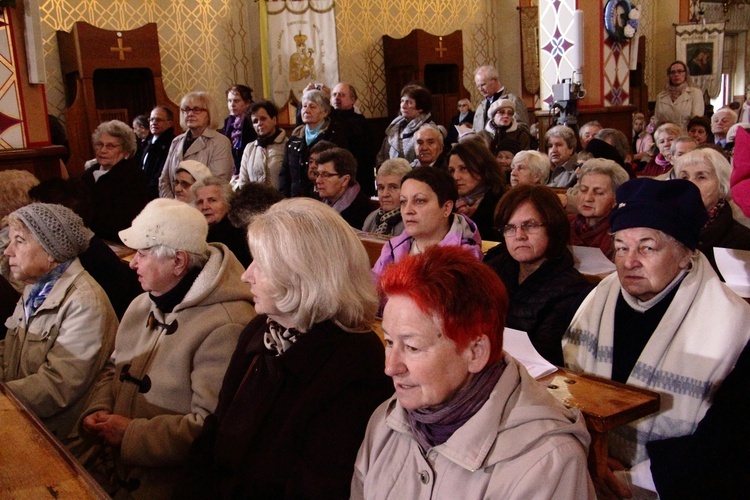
[714,247,750,298]
[570,245,616,276]
[503,327,558,379]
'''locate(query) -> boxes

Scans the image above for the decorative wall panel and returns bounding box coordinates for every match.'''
[333,0,499,118]
[0,9,25,149]
[39,0,255,123]
[538,0,580,108]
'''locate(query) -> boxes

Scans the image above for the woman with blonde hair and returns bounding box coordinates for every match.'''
[159,91,234,198]
[639,122,684,177]
[178,199,392,498]
[654,61,705,129]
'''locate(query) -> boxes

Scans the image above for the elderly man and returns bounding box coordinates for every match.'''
[79,199,255,498]
[472,65,529,131]
[411,124,446,168]
[314,147,372,229]
[712,107,738,149]
[562,178,750,499]
[141,106,176,199]
[579,121,602,150]
[330,83,375,195]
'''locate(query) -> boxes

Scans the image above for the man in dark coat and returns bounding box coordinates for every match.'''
[141,105,176,199]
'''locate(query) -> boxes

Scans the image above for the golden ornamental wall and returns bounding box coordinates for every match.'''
[334,0,499,118]
[39,0,256,122]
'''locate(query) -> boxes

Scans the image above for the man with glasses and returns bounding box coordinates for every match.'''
[314,147,372,228]
[141,105,176,199]
[472,65,529,132]
[78,198,255,498]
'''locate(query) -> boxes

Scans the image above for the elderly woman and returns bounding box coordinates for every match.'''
[510,150,551,187]
[448,140,507,241]
[376,84,434,167]
[546,125,579,188]
[675,149,750,275]
[279,88,348,198]
[485,98,531,153]
[173,159,212,204]
[176,199,392,498]
[654,61,705,129]
[313,147,373,229]
[447,98,475,145]
[236,100,287,189]
[79,199,254,498]
[2,203,117,444]
[159,91,234,198]
[362,158,411,236]
[192,176,251,267]
[81,119,149,242]
[640,122,683,177]
[0,169,39,293]
[222,85,257,177]
[569,158,630,259]
[353,245,594,499]
[372,167,482,278]
[485,185,591,365]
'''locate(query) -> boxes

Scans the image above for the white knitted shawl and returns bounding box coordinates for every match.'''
[562,252,750,467]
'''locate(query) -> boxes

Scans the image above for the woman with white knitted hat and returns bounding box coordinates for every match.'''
[1,202,118,443]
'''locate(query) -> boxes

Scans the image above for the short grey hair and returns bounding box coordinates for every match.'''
[150,244,209,271]
[545,125,577,150]
[670,136,698,157]
[92,120,137,157]
[596,128,632,161]
[655,122,684,142]
[377,158,411,179]
[416,123,444,146]
[511,151,551,184]
[579,121,602,138]
[180,91,221,129]
[246,198,378,332]
[301,89,332,116]
[674,148,732,199]
[191,176,234,206]
[474,65,499,81]
[578,158,630,194]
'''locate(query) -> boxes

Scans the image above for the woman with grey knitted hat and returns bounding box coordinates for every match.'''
[1,203,118,444]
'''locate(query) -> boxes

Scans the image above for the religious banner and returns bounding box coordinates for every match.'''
[263,0,339,109]
[675,23,725,99]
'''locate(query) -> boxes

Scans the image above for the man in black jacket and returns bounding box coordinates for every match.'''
[142,105,176,199]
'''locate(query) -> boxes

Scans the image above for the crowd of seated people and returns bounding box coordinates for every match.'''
[2,58,750,499]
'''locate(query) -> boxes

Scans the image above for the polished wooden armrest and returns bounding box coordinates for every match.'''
[0,383,109,498]
[105,239,135,262]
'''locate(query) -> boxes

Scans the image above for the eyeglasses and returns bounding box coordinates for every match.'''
[496,110,514,116]
[669,69,686,75]
[180,107,208,114]
[500,221,545,237]
[313,171,341,180]
[94,142,123,151]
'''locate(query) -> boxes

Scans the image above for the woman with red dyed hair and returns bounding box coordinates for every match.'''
[352,245,594,499]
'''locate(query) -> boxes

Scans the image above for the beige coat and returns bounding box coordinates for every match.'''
[158,128,234,198]
[352,355,595,500]
[1,259,118,441]
[237,129,287,189]
[81,244,255,499]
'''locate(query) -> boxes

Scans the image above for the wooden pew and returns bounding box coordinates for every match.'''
[0,383,108,498]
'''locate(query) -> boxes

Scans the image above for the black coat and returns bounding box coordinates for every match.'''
[222,115,258,175]
[648,339,750,499]
[698,202,750,279]
[78,236,142,319]
[278,121,349,198]
[177,316,393,499]
[330,109,375,195]
[207,217,252,268]
[141,128,176,200]
[339,188,375,230]
[469,190,503,242]
[81,158,150,243]
[485,247,593,366]
[447,111,475,145]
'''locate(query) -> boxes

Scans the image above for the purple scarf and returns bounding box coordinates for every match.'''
[230,115,244,149]
[407,360,505,452]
